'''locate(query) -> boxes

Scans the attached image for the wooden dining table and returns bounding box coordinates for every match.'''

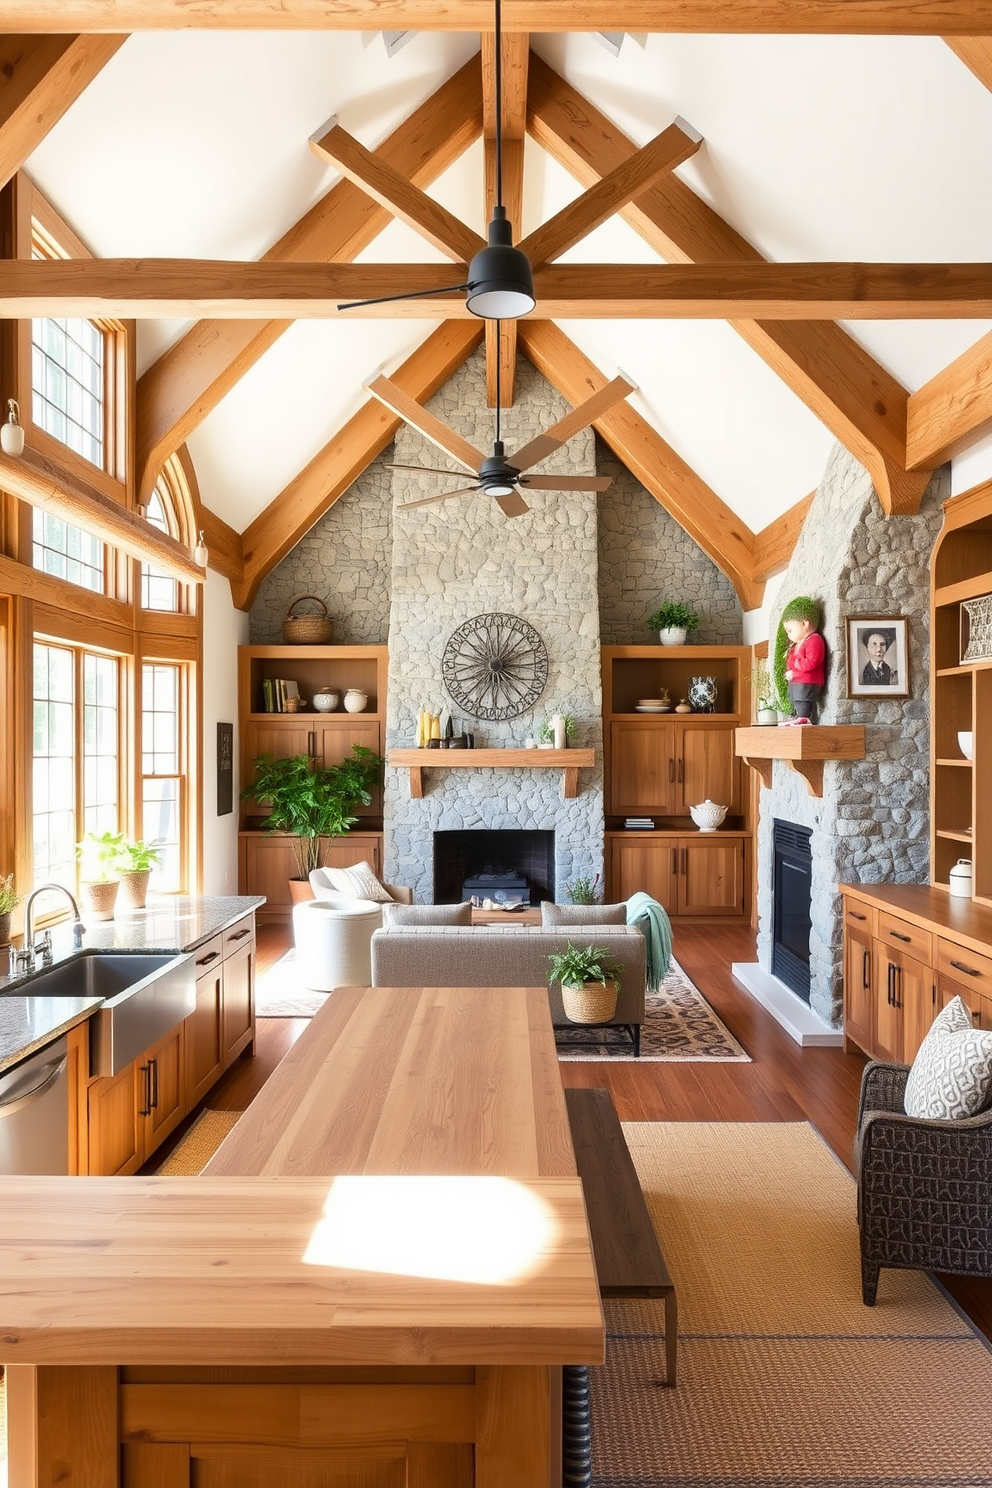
[1,985,603,1488]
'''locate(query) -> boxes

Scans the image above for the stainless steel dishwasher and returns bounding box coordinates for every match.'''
[0,1036,69,1175]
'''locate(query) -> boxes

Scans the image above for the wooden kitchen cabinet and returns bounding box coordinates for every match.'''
[609,833,746,916]
[185,962,224,1109]
[222,939,254,1066]
[86,1061,142,1178]
[140,1022,185,1153]
[609,720,739,818]
[610,835,678,911]
[843,912,874,1055]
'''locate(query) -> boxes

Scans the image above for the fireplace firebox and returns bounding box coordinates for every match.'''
[434,830,555,907]
[772,819,813,1003]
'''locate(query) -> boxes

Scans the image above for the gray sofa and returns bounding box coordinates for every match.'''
[370,924,646,1053]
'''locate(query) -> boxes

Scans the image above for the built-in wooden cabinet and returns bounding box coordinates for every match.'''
[602,645,751,919]
[238,645,387,920]
[80,914,256,1176]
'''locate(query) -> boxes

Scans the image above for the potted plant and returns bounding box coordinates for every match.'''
[647,603,700,646]
[242,744,384,900]
[116,838,163,910]
[752,659,779,726]
[564,872,600,905]
[76,830,127,920]
[548,941,625,1025]
[0,872,20,947]
[538,711,577,749]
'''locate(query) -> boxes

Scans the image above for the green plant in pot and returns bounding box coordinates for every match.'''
[564,872,600,906]
[242,744,384,895]
[76,830,127,921]
[752,658,779,725]
[647,603,700,646]
[0,872,21,947]
[116,838,163,911]
[548,941,625,1025]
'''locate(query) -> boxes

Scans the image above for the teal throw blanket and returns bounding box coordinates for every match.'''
[625,891,673,991]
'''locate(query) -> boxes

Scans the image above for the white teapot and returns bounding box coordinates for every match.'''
[343,688,368,714]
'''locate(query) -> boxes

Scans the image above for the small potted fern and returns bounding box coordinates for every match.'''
[548,941,625,1025]
[647,602,700,646]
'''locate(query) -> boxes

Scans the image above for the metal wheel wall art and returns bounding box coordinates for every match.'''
[441,613,549,721]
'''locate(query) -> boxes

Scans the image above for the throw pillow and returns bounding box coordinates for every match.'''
[382,902,474,927]
[322,861,394,904]
[904,994,992,1120]
[541,902,627,927]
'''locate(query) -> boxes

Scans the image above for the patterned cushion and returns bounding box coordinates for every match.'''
[541,902,627,927]
[904,995,992,1120]
[382,902,474,927]
[321,861,394,904]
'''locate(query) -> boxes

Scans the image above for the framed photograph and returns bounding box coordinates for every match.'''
[846,617,910,698]
[217,722,233,816]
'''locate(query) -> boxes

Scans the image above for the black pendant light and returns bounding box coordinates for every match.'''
[338,0,533,319]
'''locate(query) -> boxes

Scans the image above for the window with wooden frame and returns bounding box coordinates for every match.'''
[139,456,196,616]
[32,639,123,892]
[141,661,188,893]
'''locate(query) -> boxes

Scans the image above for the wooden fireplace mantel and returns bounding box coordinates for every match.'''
[388,747,596,800]
[734,725,865,798]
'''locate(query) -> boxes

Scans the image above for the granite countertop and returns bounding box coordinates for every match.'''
[0,896,264,1074]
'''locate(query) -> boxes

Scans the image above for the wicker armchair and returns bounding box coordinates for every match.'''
[856,1060,992,1305]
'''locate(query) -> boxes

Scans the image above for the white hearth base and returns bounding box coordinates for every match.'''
[731,963,844,1048]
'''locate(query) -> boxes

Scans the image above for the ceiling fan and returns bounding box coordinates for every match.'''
[366,340,635,519]
[338,0,534,319]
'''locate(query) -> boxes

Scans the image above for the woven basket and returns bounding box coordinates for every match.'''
[282,595,332,645]
[561,979,619,1025]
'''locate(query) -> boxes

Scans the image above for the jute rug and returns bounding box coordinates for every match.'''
[154,1109,242,1174]
[256,953,748,1062]
[600,1121,992,1486]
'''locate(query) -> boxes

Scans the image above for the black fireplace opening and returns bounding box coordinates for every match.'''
[434,830,555,907]
[772,819,813,1003]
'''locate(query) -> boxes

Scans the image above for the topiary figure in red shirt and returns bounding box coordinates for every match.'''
[774,596,826,724]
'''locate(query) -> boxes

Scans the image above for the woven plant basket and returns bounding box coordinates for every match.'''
[282,596,333,645]
[561,978,619,1025]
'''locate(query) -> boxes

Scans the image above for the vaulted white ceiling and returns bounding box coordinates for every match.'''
[23,27,992,540]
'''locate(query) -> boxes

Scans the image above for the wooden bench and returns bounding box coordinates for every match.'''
[564,1085,677,1385]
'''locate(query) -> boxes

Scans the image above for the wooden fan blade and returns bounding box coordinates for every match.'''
[366,375,484,476]
[399,486,480,510]
[512,374,636,473]
[495,491,530,518]
[518,475,613,491]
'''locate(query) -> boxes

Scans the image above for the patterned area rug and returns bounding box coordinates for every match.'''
[255,953,748,1062]
[596,1122,992,1486]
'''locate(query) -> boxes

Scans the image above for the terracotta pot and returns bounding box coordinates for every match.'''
[288,878,316,905]
[81,880,119,921]
[118,868,151,910]
[0,911,11,947]
[561,979,619,1025]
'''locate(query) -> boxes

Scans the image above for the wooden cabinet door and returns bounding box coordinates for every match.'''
[246,720,315,762]
[185,966,224,1109]
[222,941,255,1067]
[142,1023,185,1154]
[677,722,738,814]
[898,953,935,1064]
[609,722,675,815]
[873,946,903,1063]
[87,1061,142,1176]
[317,720,383,818]
[322,834,382,877]
[843,924,874,1054]
[242,835,300,914]
[677,838,743,916]
[609,837,677,912]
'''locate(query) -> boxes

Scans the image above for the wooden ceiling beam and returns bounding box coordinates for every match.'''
[944,35,992,90]
[234,320,482,610]
[6,3,990,34]
[753,493,815,581]
[309,117,483,263]
[134,54,482,504]
[519,118,703,270]
[527,54,931,517]
[482,31,528,408]
[0,447,203,580]
[517,319,761,610]
[15,259,992,319]
[906,328,992,468]
[0,34,127,192]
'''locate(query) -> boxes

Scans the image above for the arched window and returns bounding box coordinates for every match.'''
[141,454,197,613]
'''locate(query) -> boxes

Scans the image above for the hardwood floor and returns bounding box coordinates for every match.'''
[191,919,992,1344]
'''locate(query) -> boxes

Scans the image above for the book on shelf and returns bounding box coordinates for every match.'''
[624,817,655,829]
[261,678,274,712]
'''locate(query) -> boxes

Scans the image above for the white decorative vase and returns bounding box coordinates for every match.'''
[551,713,567,750]
[343,689,368,714]
[658,627,687,646]
[689,799,729,832]
[313,689,339,713]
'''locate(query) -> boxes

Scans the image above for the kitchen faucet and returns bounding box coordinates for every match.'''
[22,884,86,964]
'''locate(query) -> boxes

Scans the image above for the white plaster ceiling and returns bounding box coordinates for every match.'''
[22,27,992,540]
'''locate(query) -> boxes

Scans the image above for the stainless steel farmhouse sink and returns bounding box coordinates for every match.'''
[14,952,196,1076]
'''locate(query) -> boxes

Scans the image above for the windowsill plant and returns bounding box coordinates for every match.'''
[0,872,21,947]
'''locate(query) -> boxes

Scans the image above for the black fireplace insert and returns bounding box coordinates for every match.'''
[772,819,813,1003]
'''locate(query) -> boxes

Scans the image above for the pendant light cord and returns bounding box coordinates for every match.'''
[495,319,502,444]
[494,0,503,210]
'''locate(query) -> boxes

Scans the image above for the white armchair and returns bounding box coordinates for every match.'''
[294,871,413,991]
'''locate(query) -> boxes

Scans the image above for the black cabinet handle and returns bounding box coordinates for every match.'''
[227,928,251,942]
[889,930,911,943]
[670,847,677,874]
[680,847,687,875]
[196,950,220,967]
[677,758,684,785]
[138,1063,151,1117]
[895,966,903,1010]
[862,949,871,990]
[669,757,675,783]
[149,1058,159,1111]
[848,910,867,921]
[950,959,981,978]
[886,963,895,1006]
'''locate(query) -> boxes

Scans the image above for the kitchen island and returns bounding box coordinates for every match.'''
[0,984,604,1487]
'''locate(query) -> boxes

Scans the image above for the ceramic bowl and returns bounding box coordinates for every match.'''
[958,730,975,760]
[313,690,339,713]
[689,799,729,832]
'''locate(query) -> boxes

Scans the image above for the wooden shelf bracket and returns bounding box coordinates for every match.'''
[734,726,865,799]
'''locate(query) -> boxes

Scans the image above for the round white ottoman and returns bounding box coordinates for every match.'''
[292,898,382,991]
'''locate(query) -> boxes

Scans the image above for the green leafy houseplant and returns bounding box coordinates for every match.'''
[76,830,127,883]
[117,838,162,873]
[242,745,384,880]
[564,872,600,905]
[548,941,626,1026]
[647,602,700,635]
[0,872,20,916]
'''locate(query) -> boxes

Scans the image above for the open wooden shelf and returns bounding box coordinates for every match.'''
[734,725,866,798]
[388,747,596,801]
